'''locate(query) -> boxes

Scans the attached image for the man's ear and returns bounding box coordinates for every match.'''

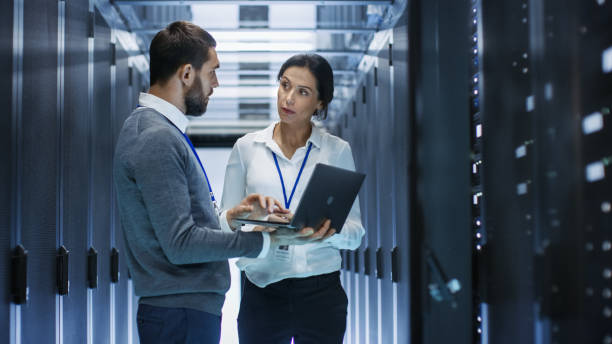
[178,64,195,87]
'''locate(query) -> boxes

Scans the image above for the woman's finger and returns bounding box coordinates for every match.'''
[268,214,290,223]
[271,198,287,213]
[232,204,253,216]
[256,194,267,210]
[321,228,336,240]
[310,219,331,240]
[297,227,315,237]
[253,225,276,232]
[264,197,274,214]
[252,226,265,232]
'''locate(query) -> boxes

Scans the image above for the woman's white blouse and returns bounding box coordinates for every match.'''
[220,122,365,288]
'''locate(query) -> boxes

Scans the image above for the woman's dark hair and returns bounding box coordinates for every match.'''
[277,54,334,120]
[149,21,217,86]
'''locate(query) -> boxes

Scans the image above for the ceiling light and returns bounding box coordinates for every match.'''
[210,31,315,41]
[217,42,314,52]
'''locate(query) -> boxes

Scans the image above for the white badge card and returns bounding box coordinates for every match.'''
[212,199,221,217]
[274,245,292,262]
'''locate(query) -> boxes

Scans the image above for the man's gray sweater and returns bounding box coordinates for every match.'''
[113,107,264,316]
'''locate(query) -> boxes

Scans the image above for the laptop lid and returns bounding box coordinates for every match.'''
[232,163,365,233]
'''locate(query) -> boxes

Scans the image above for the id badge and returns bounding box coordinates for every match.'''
[211,193,221,217]
[274,245,292,262]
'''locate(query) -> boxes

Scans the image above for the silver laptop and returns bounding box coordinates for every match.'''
[231,163,365,233]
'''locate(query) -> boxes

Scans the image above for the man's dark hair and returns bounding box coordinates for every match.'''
[277,54,334,120]
[149,21,217,86]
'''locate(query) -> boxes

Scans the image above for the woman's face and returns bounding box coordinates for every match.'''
[277,66,323,126]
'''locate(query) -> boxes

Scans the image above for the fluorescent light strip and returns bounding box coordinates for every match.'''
[214,86,277,98]
[217,69,356,75]
[116,0,392,5]
[135,27,375,35]
[210,31,315,41]
[217,42,314,52]
[217,51,363,63]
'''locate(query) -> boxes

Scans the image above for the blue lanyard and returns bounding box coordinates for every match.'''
[138,105,216,203]
[272,142,313,209]
[180,132,216,203]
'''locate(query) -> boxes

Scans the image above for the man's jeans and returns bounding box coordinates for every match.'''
[137,303,221,344]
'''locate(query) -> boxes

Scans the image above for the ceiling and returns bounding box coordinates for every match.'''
[108,0,407,140]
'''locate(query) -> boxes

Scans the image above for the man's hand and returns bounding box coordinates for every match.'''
[268,219,336,246]
[251,212,293,233]
[226,194,289,230]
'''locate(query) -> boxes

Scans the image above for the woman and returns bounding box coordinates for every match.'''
[220,54,365,344]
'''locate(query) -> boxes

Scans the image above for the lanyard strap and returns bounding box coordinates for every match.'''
[272,142,313,209]
[138,105,216,202]
[180,132,216,202]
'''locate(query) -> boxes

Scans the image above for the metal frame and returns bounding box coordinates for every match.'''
[55,1,66,342]
[9,0,24,340]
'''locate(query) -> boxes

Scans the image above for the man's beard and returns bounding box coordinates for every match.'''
[184,75,208,116]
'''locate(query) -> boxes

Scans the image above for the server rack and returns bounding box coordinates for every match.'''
[336,7,414,344]
[1,1,14,343]
[478,0,612,343]
[2,0,144,342]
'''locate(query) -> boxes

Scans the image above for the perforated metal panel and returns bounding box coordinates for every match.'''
[392,11,411,344]
[354,69,379,344]
[62,0,91,342]
[377,40,396,344]
[0,0,14,342]
[92,9,112,344]
[20,0,59,341]
[364,66,381,344]
[114,46,131,344]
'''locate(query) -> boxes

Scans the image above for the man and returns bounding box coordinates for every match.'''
[113,21,333,344]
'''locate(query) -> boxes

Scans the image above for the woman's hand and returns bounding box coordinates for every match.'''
[268,219,336,245]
